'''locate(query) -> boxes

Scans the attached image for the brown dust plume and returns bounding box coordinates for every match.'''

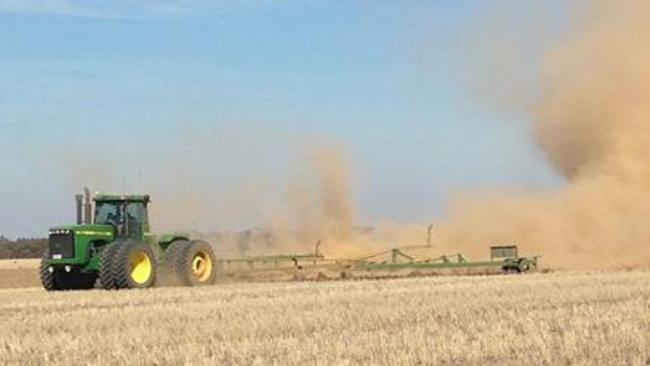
[436,1,650,269]
[287,145,355,243]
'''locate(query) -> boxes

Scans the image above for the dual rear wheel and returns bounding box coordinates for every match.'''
[99,239,217,290]
[160,240,217,286]
[99,240,156,290]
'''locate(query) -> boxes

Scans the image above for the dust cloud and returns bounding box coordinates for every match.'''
[146,138,369,257]
[51,2,650,269]
[434,1,650,269]
[295,1,650,268]
[287,145,355,243]
[205,144,375,258]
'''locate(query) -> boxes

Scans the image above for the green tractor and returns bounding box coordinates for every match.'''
[40,189,217,291]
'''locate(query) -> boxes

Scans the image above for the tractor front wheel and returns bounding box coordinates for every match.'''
[40,249,56,291]
[40,249,97,291]
[99,242,120,289]
[112,241,157,289]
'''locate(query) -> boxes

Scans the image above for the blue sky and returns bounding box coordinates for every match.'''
[0,1,566,237]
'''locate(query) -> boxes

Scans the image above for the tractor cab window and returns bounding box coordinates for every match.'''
[95,201,124,226]
[125,202,147,238]
[95,200,147,238]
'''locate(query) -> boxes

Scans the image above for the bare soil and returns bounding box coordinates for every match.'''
[0,259,40,289]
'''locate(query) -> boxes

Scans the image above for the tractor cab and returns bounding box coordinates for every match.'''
[93,194,151,240]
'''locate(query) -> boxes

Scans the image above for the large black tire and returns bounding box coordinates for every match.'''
[99,242,120,290]
[162,240,217,286]
[157,240,189,287]
[112,240,157,290]
[40,249,56,291]
[40,249,97,291]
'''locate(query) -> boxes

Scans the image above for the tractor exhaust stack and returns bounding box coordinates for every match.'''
[75,194,84,225]
[83,188,92,225]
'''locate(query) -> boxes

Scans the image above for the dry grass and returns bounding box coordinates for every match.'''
[0,270,649,365]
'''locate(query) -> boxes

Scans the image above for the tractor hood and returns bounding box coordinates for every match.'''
[47,224,116,267]
[49,224,115,239]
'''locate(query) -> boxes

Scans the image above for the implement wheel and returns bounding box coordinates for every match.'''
[163,240,217,286]
[112,240,157,289]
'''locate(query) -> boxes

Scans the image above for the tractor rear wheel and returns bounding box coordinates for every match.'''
[162,240,217,286]
[99,242,120,289]
[111,240,157,290]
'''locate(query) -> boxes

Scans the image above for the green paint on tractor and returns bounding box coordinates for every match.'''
[40,190,218,291]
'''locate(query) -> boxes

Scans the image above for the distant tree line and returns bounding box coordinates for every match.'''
[0,236,47,259]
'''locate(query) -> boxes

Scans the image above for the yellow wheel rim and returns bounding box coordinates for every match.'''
[129,250,152,285]
[191,251,213,282]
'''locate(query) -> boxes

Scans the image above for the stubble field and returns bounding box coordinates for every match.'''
[0,265,649,365]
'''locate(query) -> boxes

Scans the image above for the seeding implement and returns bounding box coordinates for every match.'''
[216,244,540,280]
[41,191,540,291]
